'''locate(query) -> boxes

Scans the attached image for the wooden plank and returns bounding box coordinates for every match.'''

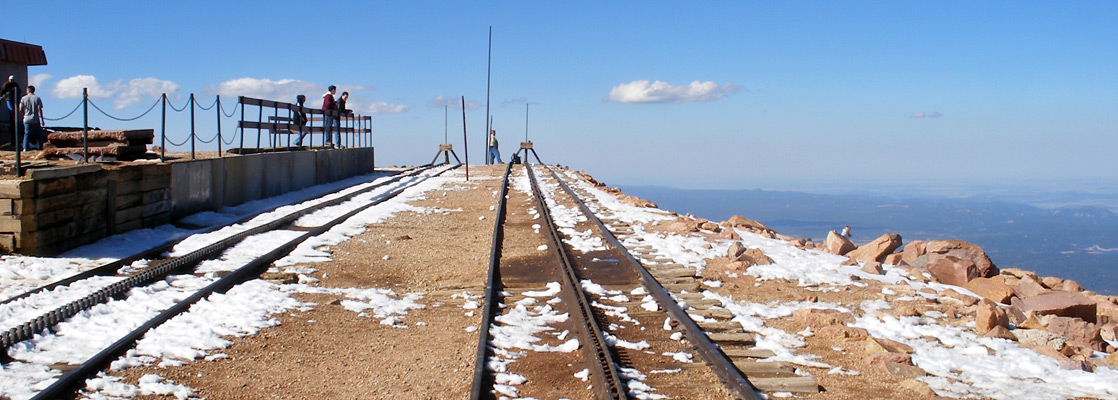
[651,267,696,278]
[697,320,742,332]
[723,348,777,358]
[706,332,755,344]
[662,282,701,292]
[687,308,733,319]
[732,360,794,374]
[748,376,819,393]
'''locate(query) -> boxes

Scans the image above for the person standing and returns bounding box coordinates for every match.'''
[1,76,20,146]
[293,94,309,147]
[841,225,852,239]
[321,85,337,148]
[19,86,44,151]
[335,91,349,148]
[488,129,501,164]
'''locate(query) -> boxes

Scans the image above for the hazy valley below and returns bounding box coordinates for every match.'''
[620,185,1118,296]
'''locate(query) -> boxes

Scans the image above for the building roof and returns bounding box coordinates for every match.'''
[0,39,47,66]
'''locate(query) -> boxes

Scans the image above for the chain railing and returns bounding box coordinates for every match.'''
[17,88,375,176]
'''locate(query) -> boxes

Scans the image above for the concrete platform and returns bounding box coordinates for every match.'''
[0,148,374,255]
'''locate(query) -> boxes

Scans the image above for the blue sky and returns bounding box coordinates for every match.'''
[4,1,1116,193]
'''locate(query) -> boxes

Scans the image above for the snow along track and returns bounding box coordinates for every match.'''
[1,165,454,399]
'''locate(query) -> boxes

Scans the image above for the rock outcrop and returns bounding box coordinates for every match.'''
[846,233,903,263]
[823,230,856,255]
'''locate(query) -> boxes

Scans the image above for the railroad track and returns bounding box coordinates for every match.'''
[471,162,818,399]
[0,164,454,399]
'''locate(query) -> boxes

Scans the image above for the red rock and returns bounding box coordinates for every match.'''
[926,255,981,286]
[1028,345,1069,361]
[846,233,903,263]
[793,308,855,328]
[1089,295,1118,325]
[1014,276,1051,299]
[726,241,747,259]
[940,289,980,306]
[737,248,774,266]
[823,230,856,255]
[901,240,927,265]
[1059,279,1084,292]
[1046,316,1106,352]
[975,299,1009,335]
[717,228,741,240]
[983,325,1017,340]
[1041,276,1065,289]
[924,240,998,278]
[864,336,914,354]
[1016,291,1098,323]
[861,261,885,275]
[816,325,869,341]
[883,253,903,265]
[964,276,1016,304]
[1001,268,1040,281]
[868,353,926,377]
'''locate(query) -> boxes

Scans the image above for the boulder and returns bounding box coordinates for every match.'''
[926,255,981,286]
[900,240,927,264]
[1014,276,1052,299]
[722,215,776,236]
[924,240,998,278]
[1001,268,1040,282]
[699,221,720,232]
[823,230,856,255]
[717,228,741,240]
[726,241,747,259]
[666,220,700,234]
[1101,323,1118,342]
[1015,291,1098,323]
[1014,329,1067,350]
[618,193,656,208]
[861,261,885,275]
[975,299,1009,335]
[793,308,855,328]
[864,336,914,354]
[846,233,903,263]
[816,325,869,341]
[1059,279,1084,292]
[940,289,980,306]
[964,276,1016,304]
[883,253,903,265]
[1040,276,1064,289]
[1046,316,1106,352]
[1089,295,1118,325]
[868,352,926,378]
[983,325,1017,341]
[737,248,774,265]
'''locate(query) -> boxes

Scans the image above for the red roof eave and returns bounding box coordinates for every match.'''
[0,39,47,66]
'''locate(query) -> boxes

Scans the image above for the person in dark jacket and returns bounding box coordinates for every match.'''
[334,91,349,147]
[293,94,309,147]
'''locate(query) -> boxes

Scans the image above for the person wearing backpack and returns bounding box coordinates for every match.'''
[293,94,309,147]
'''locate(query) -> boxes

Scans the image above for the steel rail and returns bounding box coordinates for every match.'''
[525,163,628,400]
[0,167,419,308]
[543,165,766,400]
[468,161,514,400]
[1,167,431,353]
[30,166,455,400]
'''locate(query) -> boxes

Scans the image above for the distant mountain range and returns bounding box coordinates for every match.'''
[619,185,1118,295]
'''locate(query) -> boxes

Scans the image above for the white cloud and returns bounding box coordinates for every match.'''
[428,95,481,110]
[51,75,180,109]
[910,111,944,118]
[362,101,408,114]
[52,75,115,99]
[28,74,51,89]
[114,78,181,109]
[604,80,741,104]
[208,77,320,103]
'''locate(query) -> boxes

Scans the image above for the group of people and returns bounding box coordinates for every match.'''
[292,85,350,148]
[2,75,45,151]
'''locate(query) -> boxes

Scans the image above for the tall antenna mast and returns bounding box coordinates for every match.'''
[484,26,493,164]
[444,105,448,144]
[524,103,529,142]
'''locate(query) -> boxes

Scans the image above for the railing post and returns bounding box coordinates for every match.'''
[216,95,223,157]
[160,94,166,162]
[13,89,21,176]
[239,96,245,152]
[82,88,89,163]
[272,104,278,151]
[256,102,262,150]
[189,93,196,160]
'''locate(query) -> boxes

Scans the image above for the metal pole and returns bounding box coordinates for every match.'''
[216,96,223,157]
[485,26,492,165]
[13,89,21,176]
[239,96,245,152]
[189,93,196,160]
[461,96,469,181]
[160,94,166,162]
[525,103,529,142]
[82,88,89,163]
[272,105,278,151]
[444,105,448,144]
[256,102,262,150]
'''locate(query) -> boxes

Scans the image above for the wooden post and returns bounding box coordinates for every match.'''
[461,96,468,181]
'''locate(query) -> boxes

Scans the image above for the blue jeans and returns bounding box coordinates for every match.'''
[488,147,501,164]
[333,117,342,146]
[294,127,308,146]
[23,121,41,151]
[323,115,335,145]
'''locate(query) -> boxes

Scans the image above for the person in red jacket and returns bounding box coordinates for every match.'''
[322,85,337,148]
